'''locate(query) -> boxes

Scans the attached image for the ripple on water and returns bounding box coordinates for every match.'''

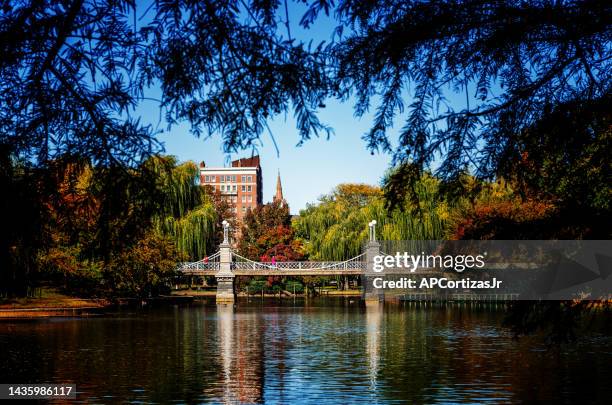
[0,300,611,404]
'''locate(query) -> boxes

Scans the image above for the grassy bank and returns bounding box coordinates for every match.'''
[0,288,110,315]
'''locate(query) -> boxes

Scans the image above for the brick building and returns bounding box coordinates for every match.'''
[199,156,263,221]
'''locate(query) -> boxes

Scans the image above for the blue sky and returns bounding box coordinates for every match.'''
[132,1,397,213]
[153,100,393,214]
[132,1,469,213]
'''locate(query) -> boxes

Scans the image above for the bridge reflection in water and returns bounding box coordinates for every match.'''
[1,300,609,403]
[366,302,382,392]
[213,301,385,404]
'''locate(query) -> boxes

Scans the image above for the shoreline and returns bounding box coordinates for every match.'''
[0,290,364,319]
[12,285,537,319]
[0,306,109,319]
[0,295,112,319]
[173,289,363,298]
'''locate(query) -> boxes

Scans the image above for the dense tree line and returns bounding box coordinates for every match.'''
[294,181,449,260]
[1,154,218,297]
[0,0,609,337]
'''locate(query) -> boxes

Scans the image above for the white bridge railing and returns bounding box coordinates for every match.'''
[231,253,366,271]
[177,251,221,271]
[177,251,366,273]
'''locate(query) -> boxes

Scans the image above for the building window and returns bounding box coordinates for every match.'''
[232,175,236,182]
[247,195,252,202]
[241,196,246,203]
[204,175,209,182]
[210,175,215,182]
[241,185,246,192]
[241,175,246,182]
[247,185,252,192]
[232,185,237,192]
[242,207,246,213]
[247,175,252,182]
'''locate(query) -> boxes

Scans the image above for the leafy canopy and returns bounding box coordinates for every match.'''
[238,200,304,261]
[294,180,449,260]
[2,0,608,182]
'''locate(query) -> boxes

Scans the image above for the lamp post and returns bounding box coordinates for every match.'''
[364,219,382,303]
[368,220,377,242]
[222,219,229,244]
[216,219,235,303]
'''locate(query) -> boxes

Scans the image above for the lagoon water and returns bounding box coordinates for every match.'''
[0,298,610,404]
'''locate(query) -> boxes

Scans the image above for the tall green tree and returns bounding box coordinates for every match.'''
[294,179,449,260]
[146,156,217,260]
[0,146,45,296]
[7,154,217,297]
[329,0,610,206]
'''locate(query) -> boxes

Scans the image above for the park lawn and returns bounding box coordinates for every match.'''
[0,288,109,310]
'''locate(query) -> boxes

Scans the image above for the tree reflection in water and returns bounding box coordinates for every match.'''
[0,298,610,403]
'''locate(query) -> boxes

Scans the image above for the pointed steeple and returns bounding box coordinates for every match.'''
[274,170,284,204]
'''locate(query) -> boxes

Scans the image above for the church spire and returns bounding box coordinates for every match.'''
[274,170,284,204]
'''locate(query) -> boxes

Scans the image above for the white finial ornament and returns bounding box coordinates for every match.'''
[222,220,229,243]
[369,220,377,241]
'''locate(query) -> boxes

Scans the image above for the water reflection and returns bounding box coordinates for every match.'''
[213,304,264,403]
[218,304,235,403]
[365,302,382,392]
[0,298,610,404]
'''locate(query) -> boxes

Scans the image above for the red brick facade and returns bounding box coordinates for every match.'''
[199,156,263,221]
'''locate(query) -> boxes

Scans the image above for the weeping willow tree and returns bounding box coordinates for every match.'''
[293,176,451,260]
[3,152,216,297]
[143,156,217,260]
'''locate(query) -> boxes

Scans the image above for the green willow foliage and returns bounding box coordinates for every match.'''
[294,177,450,261]
[145,156,217,260]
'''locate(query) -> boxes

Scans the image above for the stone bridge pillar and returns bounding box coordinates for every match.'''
[362,220,383,303]
[216,221,235,303]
